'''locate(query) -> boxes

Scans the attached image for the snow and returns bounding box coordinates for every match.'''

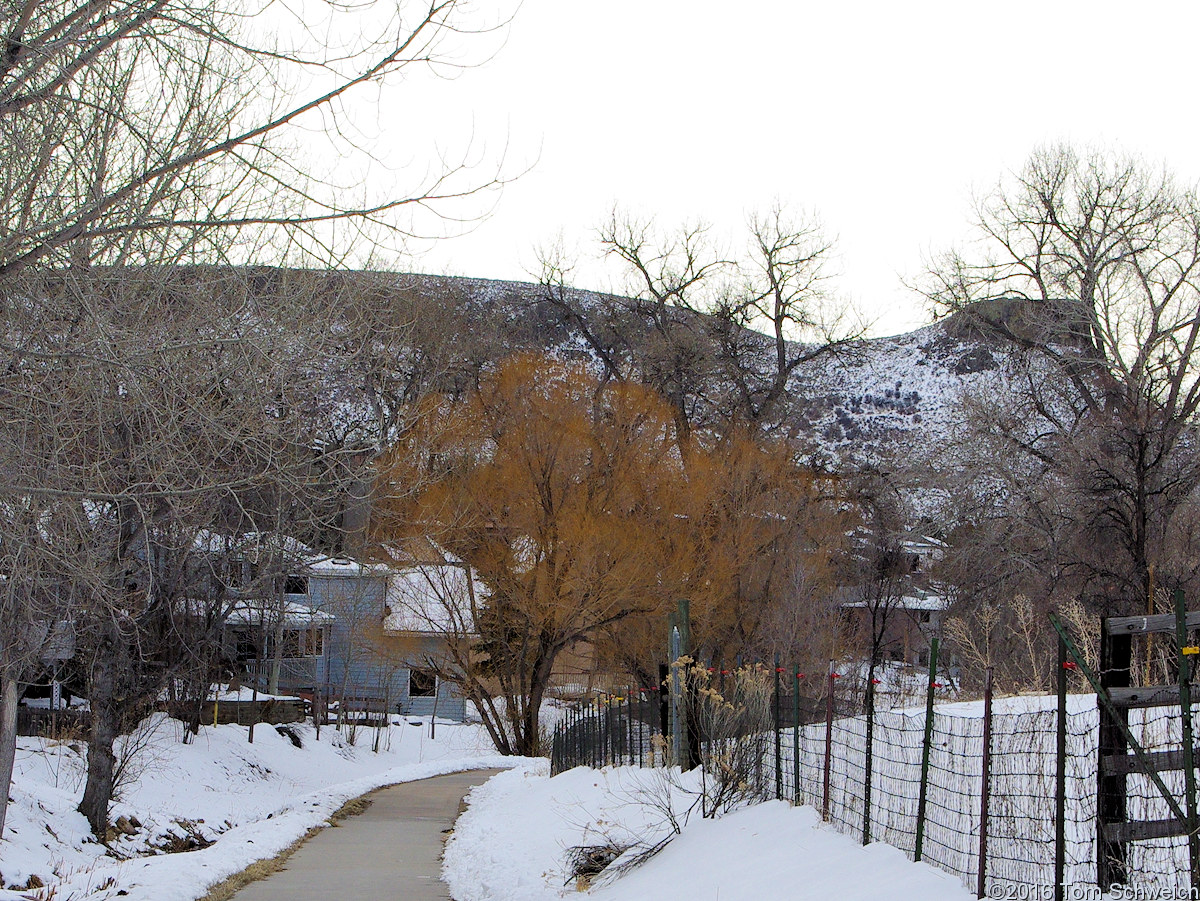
[1,712,529,900]
[223,599,332,627]
[383,563,481,634]
[1,690,1120,901]
[444,765,975,901]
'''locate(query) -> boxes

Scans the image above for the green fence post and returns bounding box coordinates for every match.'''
[977,666,994,899]
[822,660,834,821]
[774,652,783,800]
[914,636,939,863]
[862,670,876,845]
[793,665,802,803]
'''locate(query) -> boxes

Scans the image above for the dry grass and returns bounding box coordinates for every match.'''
[196,793,377,901]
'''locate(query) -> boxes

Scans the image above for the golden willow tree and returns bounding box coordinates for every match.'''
[373,354,682,755]
[372,353,848,755]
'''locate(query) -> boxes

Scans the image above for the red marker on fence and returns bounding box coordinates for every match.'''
[797,673,805,679]
[871,678,882,684]
[1062,661,1077,670]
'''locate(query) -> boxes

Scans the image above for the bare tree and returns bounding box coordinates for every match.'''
[536,206,863,447]
[0,0,510,281]
[923,146,1200,613]
[0,267,445,836]
[711,205,865,427]
[0,0,510,838]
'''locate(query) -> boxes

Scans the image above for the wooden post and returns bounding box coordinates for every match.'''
[914,636,939,863]
[1098,619,1131,888]
[1175,589,1200,892]
[1055,635,1067,901]
[977,667,994,899]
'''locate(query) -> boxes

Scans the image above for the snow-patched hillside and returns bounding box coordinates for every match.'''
[389,273,1047,469]
[787,321,1017,464]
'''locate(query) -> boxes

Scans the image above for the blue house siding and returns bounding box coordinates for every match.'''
[395,635,467,720]
[301,569,468,721]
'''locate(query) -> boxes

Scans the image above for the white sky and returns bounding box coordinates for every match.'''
[361,0,1200,337]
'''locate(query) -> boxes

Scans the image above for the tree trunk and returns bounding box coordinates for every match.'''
[78,646,119,837]
[0,673,20,840]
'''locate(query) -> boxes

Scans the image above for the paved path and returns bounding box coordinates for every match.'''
[229,769,502,901]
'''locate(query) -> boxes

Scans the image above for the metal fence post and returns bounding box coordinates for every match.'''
[823,660,835,821]
[914,636,939,863]
[670,625,682,766]
[793,665,802,804]
[977,666,994,899]
[774,652,783,800]
[862,670,875,845]
[625,688,633,767]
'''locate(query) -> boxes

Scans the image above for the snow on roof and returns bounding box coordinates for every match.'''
[224,598,333,627]
[304,555,390,576]
[842,594,949,612]
[383,562,482,635]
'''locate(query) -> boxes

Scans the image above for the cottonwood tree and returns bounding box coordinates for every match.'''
[1,0,510,838]
[0,0,509,280]
[0,268,443,836]
[924,146,1200,614]
[536,206,863,445]
[371,354,685,756]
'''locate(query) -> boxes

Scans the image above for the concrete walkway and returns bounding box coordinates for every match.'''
[229,769,502,901]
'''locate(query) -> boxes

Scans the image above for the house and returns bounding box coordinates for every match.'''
[230,542,470,720]
[840,588,949,668]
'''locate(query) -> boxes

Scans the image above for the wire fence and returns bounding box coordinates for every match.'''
[549,671,1199,897]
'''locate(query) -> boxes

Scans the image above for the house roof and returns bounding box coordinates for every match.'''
[224,598,334,627]
[380,546,483,635]
[841,593,948,612]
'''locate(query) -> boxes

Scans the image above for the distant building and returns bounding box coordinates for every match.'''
[228,541,471,720]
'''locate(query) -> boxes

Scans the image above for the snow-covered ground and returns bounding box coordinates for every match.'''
[1,712,523,901]
[5,691,1156,901]
[445,765,975,901]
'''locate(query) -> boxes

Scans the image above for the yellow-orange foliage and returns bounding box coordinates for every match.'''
[599,429,848,681]
[372,354,682,754]
[372,353,848,753]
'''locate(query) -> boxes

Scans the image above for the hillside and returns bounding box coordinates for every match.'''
[382,272,1039,470]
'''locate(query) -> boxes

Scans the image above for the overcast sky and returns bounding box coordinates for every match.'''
[371,0,1200,337]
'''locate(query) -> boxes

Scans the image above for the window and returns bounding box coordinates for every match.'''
[266,627,323,658]
[409,669,436,698]
[284,575,309,595]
